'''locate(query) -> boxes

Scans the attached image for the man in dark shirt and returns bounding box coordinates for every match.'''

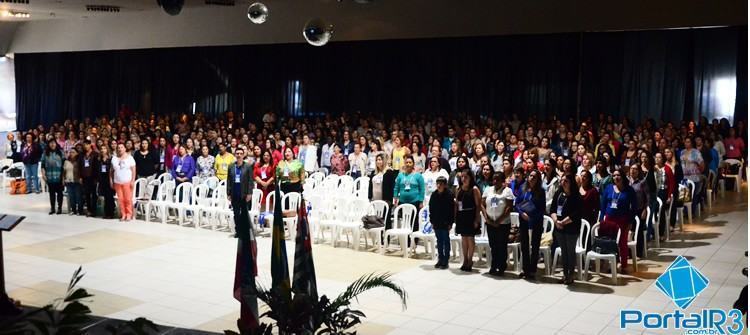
[429,176,455,269]
[79,141,100,216]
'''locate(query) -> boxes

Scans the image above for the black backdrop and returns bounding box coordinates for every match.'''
[14,26,747,129]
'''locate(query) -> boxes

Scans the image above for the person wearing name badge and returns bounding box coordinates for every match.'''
[41,139,65,215]
[155,137,168,174]
[449,156,469,194]
[481,172,515,276]
[98,145,116,219]
[171,145,195,186]
[196,145,216,184]
[393,156,426,244]
[111,143,136,222]
[422,156,449,204]
[369,153,390,201]
[367,141,384,176]
[79,140,99,216]
[226,147,255,238]
[515,169,546,280]
[299,134,318,175]
[329,144,348,176]
[276,147,305,194]
[455,168,482,272]
[214,143,235,181]
[551,173,582,285]
[165,133,180,172]
[348,143,367,178]
[254,149,275,211]
[598,168,637,274]
[391,137,406,171]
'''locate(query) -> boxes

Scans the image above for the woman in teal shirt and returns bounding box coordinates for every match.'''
[393,156,425,240]
[41,139,65,215]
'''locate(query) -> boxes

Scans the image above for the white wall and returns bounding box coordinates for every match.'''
[0,56,15,131]
[6,0,747,53]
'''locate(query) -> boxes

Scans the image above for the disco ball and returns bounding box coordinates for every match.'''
[247,2,268,24]
[303,18,334,46]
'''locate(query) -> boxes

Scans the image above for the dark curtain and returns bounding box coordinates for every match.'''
[14,26,747,130]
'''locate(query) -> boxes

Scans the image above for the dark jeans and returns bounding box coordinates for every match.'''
[99,183,116,217]
[232,197,251,240]
[66,183,82,213]
[554,230,578,279]
[435,228,450,265]
[487,223,510,272]
[519,219,542,275]
[47,182,64,211]
[82,179,98,214]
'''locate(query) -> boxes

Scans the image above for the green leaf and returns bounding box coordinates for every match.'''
[64,288,94,303]
[60,301,91,316]
[67,266,85,292]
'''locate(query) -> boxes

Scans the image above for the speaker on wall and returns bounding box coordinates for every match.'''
[157,0,184,16]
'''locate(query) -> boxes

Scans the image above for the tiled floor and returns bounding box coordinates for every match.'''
[1,187,747,334]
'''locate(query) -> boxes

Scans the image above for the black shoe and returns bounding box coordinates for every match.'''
[57,209,62,215]
[48,210,55,215]
[434,263,441,269]
[440,264,449,269]
[565,276,575,285]
[487,269,498,275]
[518,272,525,278]
[558,277,566,284]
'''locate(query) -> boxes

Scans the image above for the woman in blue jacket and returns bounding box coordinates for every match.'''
[515,169,546,280]
[599,167,637,274]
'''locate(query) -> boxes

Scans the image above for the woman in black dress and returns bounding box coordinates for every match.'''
[455,168,482,272]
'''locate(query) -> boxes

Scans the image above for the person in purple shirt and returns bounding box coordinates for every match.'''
[171,145,196,185]
[599,167,637,274]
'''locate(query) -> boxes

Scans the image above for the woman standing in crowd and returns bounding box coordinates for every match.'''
[455,168,481,272]
[391,137,406,171]
[134,139,158,181]
[449,156,469,193]
[516,169,546,279]
[348,143,368,178]
[215,143,235,181]
[579,171,600,232]
[476,163,494,194]
[367,140,384,175]
[276,147,305,193]
[329,144,348,176]
[411,142,426,173]
[155,137,168,174]
[654,152,674,241]
[196,145,216,183]
[680,137,705,214]
[599,168,636,274]
[98,145,115,219]
[254,150,275,209]
[22,133,42,194]
[111,143,136,222]
[481,172,515,276]
[171,145,195,185]
[542,158,559,212]
[551,173,582,284]
[422,156,449,203]
[41,139,65,215]
[165,134,180,172]
[64,149,82,215]
[393,156,425,245]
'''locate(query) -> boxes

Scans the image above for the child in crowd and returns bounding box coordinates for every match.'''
[428,176,455,269]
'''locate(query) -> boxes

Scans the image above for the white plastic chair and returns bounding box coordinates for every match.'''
[260,190,284,228]
[474,217,490,264]
[507,213,522,272]
[719,159,743,194]
[337,175,355,194]
[551,219,591,280]
[540,215,554,275]
[706,170,716,209]
[652,197,664,247]
[132,178,149,218]
[282,192,302,239]
[247,189,263,231]
[628,216,641,271]
[585,221,621,283]
[145,180,175,224]
[157,172,172,184]
[189,184,210,228]
[385,204,417,258]
[364,200,389,253]
[38,163,47,193]
[449,227,463,260]
[683,180,695,224]
[353,176,370,199]
[166,182,193,225]
[309,171,325,185]
[409,206,437,259]
[314,196,337,244]
[335,198,369,250]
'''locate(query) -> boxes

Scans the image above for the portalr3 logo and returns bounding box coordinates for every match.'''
[621,256,745,334]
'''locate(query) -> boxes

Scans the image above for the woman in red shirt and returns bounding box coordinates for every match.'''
[254,149,276,211]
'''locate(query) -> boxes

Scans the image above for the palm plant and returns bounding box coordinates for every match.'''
[228,272,408,335]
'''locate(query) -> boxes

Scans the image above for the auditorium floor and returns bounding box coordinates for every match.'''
[1,188,747,335]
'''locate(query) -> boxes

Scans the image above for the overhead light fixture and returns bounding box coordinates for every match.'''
[1,10,30,18]
[85,5,121,13]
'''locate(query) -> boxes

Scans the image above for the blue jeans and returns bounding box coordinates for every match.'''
[24,163,39,193]
[435,228,450,265]
[66,183,82,213]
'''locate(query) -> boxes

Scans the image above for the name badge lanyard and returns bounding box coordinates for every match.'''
[556,194,567,216]
[403,174,411,191]
[610,191,621,209]
[235,166,242,183]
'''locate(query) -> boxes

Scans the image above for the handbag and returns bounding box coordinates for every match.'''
[7,167,21,178]
[10,179,26,195]
[678,184,692,203]
[361,215,384,229]
[592,236,619,256]
[540,231,553,247]
[517,199,537,215]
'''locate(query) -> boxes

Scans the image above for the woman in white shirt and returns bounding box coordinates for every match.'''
[480,172,515,276]
[422,156,449,203]
[111,143,136,221]
[370,154,389,201]
[411,142,426,173]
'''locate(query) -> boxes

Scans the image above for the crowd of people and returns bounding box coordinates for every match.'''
[2,110,746,283]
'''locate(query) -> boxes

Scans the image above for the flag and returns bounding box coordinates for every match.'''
[233,206,259,332]
[292,197,318,301]
[271,185,291,301]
